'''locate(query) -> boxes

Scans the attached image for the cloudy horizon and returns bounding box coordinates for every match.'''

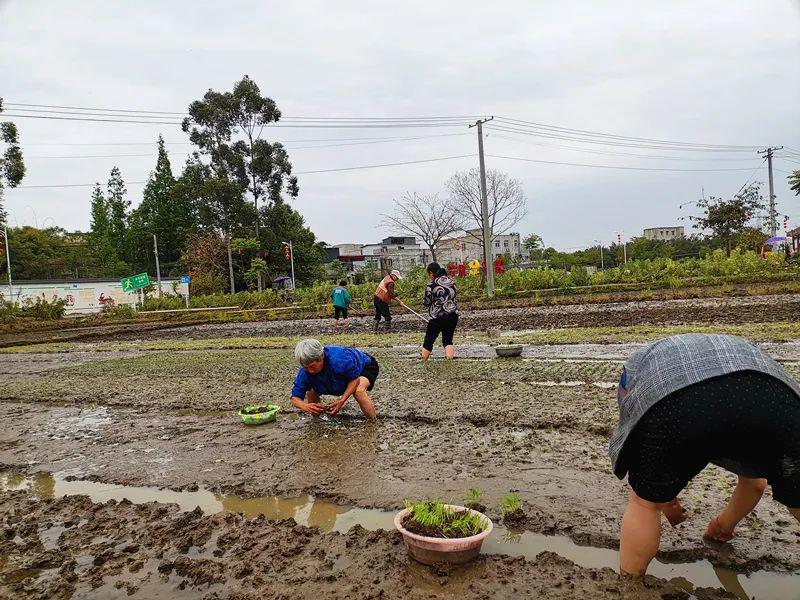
[1,0,798,251]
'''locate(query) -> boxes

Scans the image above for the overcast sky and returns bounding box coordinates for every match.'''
[1,0,798,250]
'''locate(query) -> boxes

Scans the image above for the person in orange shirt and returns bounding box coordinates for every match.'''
[373,269,403,331]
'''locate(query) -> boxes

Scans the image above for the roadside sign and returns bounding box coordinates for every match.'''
[121,273,150,292]
[180,275,190,284]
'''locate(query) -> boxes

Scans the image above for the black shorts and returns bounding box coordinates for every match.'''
[359,355,380,391]
[623,370,800,507]
[334,306,348,320]
[422,313,458,352]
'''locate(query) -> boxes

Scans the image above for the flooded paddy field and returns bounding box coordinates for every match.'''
[1,294,799,599]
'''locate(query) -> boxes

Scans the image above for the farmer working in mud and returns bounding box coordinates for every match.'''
[610,333,800,577]
[289,338,380,420]
[421,262,458,360]
[373,269,404,331]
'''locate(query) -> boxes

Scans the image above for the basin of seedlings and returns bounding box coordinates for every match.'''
[394,500,493,565]
[237,404,281,425]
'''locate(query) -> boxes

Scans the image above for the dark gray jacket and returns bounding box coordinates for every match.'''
[609,333,800,477]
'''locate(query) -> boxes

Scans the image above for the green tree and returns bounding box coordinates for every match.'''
[127,136,193,275]
[106,166,130,270]
[0,98,25,230]
[790,170,800,196]
[522,233,543,259]
[182,75,299,237]
[260,202,324,285]
[88,184,116,273]
[688,182,766,255]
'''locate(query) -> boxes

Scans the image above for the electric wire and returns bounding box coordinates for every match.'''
[485,153,765,172]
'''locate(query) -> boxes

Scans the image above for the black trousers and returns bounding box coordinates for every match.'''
[374,297,391,323]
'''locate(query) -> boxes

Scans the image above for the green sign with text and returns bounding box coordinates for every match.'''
[121,272,150,292]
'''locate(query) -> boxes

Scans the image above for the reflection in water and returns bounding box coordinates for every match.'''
[1,470,797,600]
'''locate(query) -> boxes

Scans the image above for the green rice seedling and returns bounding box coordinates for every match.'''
[500,492,522,518]
[405,500,487,538]
[465,488,483,507]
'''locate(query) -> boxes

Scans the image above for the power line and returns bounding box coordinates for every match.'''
[488,133,759,162]
[4,113,471,128]
[485,153,765,172]
[493,116,761,150]
[16,181,148,189]
[23,133,472,159]
[13,154,476,187]
[294,154,475,174]
[486,123,758,153]
[22,134,468,146]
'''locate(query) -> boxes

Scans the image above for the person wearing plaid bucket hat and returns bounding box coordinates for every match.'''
[610,333,800,577]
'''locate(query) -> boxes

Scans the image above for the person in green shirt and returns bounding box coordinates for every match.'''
[331,280,351,330]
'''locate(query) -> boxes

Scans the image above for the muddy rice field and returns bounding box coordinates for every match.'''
[1,293,799,599]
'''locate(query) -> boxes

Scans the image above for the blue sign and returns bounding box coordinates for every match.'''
[180,275,190,284]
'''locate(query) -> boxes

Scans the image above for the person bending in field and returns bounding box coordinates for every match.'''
[421,262,458,360]
[373,269,404,331]
[290,338,379,420]
[330,280,351,330]
[609,333,800,578]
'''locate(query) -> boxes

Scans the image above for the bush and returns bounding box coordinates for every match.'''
[0,295,67,321]
[102,304,138,319]
[139,249,800,313]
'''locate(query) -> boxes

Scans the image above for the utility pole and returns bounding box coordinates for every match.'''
[594,240,604,270]
[469,116,495,297]
[758,146,783,236]
[282,241,296,291]
[2,224,12,302]
[152,234,162,297]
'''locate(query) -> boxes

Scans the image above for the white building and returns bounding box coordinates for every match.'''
[436,230,523,264]
[361,236,428,272]
[643,226,684,241]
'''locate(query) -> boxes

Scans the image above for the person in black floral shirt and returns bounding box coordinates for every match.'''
[421,262,458,360]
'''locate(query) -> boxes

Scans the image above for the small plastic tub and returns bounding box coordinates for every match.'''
[238,404,280,425]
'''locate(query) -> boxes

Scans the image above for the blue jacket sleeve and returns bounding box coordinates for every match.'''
[291,367,310,398]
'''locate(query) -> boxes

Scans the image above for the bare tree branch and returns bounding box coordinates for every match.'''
[381,192,465,263]
[445,168,527,256]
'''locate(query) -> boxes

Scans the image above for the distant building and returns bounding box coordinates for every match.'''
[643,226,684,241]
[437,230,522,264]
[361,236,428,272]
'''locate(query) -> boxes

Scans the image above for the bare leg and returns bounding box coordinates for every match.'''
[444,345,455,360]
[790,508,800,522]
[332,319,338,330]
[706,476,767,541]
[344,318,350,329]
[619,490,666,577]
[353,376,376,420]
[421,348,431,361]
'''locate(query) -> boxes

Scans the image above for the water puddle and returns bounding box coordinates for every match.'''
[2,471,797,600]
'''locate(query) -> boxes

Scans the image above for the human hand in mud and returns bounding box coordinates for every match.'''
[661,499,688,527]
[326,397,346,415]
[299,401,326,416]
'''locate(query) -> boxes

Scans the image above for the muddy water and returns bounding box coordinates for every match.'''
[3,471,797,600]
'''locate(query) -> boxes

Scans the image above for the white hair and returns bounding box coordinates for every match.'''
[294,338,324,365]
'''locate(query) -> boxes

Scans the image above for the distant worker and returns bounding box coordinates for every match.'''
[330,280,351,330]
[421,262,458,360]
[610,333,800,578]
[290,339,379,420]
[373,269,403,331]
